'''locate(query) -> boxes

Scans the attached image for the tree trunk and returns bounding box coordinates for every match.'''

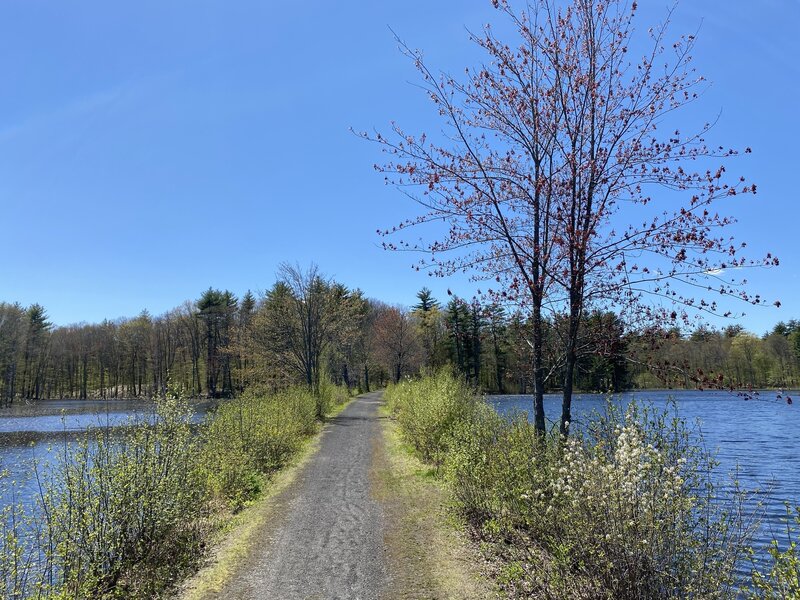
[532,298,546,434]
[342,363,350,389]
[561,301,581,437]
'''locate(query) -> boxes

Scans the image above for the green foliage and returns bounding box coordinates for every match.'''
[196,288,238,399]
[200,387,318,510]
[316,379,351,417]
[0,474,32,599]
[384,370,482,465]
[389,373,757,598]
[750,505,800,598]
[37,398,207,598]
[254,264,367,402]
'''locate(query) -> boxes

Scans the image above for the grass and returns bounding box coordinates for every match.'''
[371,404,495,600]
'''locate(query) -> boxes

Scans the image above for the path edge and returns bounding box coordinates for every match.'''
[372,404,496,600]
[177,395,356,600]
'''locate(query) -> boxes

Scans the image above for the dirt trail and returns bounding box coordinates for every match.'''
[205,391,388,600]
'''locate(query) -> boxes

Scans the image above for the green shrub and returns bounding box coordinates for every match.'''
[750,505,800,599]
[384,370,481,464]
[445,410,549,529]
[448,401,755,598]
[0,475,33,600]
[0,381,336,598]
[390,373,757,599]
[200,386,318,509]
[317,379,351,418]
[38,398,207,599]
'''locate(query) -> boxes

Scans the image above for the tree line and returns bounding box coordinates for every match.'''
[631,321,800,391]
[402,289,799,394]
[2,275,797,404]
[0,265,423,404]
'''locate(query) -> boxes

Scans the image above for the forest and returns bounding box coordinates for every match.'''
[2,264,798,405]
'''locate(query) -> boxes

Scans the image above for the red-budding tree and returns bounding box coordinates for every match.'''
[372,304,421,383]
[363,0,777,435]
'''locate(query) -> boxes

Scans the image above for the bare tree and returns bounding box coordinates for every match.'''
[254,263,358,414]
[365,0,775,434]
[373,304,421,383]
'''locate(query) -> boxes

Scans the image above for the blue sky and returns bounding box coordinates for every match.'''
[1,1,797,334]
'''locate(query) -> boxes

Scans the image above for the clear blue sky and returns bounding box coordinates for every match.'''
[1,1,797,334]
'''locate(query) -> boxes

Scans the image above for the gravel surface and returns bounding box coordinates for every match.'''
[210,392,388,600]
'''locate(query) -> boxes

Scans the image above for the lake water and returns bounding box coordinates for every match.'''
[0,398,215,509]
[489,389,800,555]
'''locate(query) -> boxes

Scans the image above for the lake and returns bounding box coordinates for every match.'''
[0,398,215,509]
[489,389,800,555]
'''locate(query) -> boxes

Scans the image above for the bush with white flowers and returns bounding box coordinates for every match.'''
[388,372,755,599]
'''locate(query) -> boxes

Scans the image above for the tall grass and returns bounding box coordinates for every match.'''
[0,382,351,599]
[385,372,768,598]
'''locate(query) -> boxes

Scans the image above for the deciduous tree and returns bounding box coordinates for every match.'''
[366,0,775,434]
[373,304,420,383]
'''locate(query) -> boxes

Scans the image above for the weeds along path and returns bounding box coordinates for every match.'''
[204,391,388,600]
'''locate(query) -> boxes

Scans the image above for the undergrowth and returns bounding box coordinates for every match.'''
[0,382,351,599]
[385,371,796,598]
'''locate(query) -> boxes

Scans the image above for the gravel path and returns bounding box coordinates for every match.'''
[210,392,388,600]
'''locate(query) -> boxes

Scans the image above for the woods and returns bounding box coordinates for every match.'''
[0,277,464,404]
[0,269,410,404]
[3,283,798,405]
